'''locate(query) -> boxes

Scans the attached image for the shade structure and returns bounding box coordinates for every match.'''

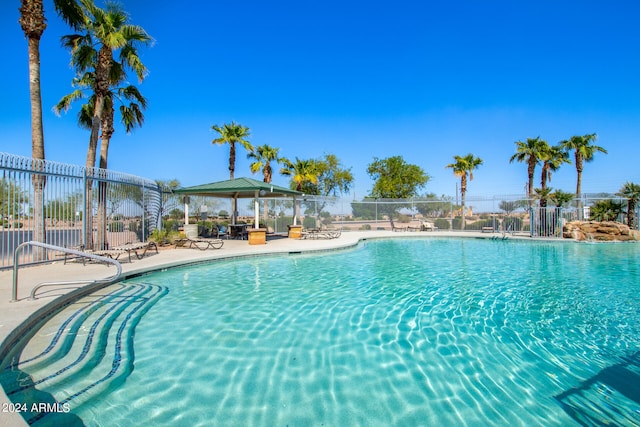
[174,177,303,228]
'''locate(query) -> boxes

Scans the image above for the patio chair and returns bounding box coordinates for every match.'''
[213,224,231,239]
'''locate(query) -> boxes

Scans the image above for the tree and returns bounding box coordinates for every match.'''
[617,182,640,229]
[61,1,151,171]
[294,154,354,224]
[280,157,319,222]
[248,144,285,223]
[549,190,574,207]
[280,157,319,191]
[510,137,547,203]
[539,144,570,207]
[590,199,624,222]
[211,121,253,180]
[366,156,429,228]
[20,0,49,256]
[55,67,148,249]
[446,154,483,230]
[248,144,284,184]
[60,1,151,248]
[20,0,83,255]
[499,200,527,216]
[560,133,607,200]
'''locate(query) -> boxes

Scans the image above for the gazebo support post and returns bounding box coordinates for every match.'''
[254,190,260,229]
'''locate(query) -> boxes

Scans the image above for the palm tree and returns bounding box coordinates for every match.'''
[56,69,147,249]
[211,121,253,180]
[248,144,284,184]
[509,137,547,203]
[55,67,148,171]
[61,1,151,171]
[248,144,285,223]
[281,158,319,223]
[549,190,575,207]
[60,1,151,248]
[446,154,483,230]
[590,199,624,222]
[560,133,607,200]
[539,144,570,207]
[19,0,48,257]
[617,182,640,229]
[20,0,84,257]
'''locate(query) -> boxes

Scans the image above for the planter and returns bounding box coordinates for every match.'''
[288,224,303,239]
[248,228,267,245]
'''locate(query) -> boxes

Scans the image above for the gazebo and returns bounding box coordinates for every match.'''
[174,177,304,243]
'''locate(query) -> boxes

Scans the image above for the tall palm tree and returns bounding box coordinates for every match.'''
[248,144,285,223]
[446,154,483,230]
[211,121,252,224]
[248,144,284,184]
[211,121,253,180]
[509,137,547,203]
[539,144,570,207]
[560,133,607,199]
[19,0,83,257]
[56,69,147,249]
[280,157,319,191]
[61,1,151,248]
[61,1,151,171]
[281,158,319,223]
[19,0,48,256]
[55,66,148,171]
[617,182,640,229]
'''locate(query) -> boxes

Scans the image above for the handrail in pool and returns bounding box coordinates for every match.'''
[11,241,122,302]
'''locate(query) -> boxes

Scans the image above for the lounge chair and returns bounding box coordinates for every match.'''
[110,241,158,262]
[177,226,224,250]
[301,227,342,240]
[421,221,438,231]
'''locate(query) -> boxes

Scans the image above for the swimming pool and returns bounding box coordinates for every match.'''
[2,238,640,426]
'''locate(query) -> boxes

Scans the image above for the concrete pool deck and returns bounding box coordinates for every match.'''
[0,229,528,426]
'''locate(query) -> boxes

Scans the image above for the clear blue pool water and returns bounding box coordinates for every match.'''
[3,238,640,426]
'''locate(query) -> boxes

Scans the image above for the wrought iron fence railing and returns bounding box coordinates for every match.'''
[2,151,638,268]
[1,153,161,269]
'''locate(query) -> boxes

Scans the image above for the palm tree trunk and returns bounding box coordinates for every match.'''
[28,37,47,260]
[575,155,584,219]
[628,199,637,229]
[95,108,113,250]
[460,176,467,230]
[21,0,48,260]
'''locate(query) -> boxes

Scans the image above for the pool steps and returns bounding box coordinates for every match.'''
[0,282,167,424]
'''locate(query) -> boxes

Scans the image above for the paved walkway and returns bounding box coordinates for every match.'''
[0,229,520,426]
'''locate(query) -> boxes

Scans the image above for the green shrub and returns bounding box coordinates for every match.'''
[434,218,450,230]
[303,216,316,229]
[360,224,371,230]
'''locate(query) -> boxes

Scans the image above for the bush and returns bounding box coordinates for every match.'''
[360,224,372,230]
[397,214,411,223]
[303,216,316,229]
[434,218,450,230]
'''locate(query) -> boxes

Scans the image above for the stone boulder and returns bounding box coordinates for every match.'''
[563,221,640,241]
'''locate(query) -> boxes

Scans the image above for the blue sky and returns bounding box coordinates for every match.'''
[2,0,639,199]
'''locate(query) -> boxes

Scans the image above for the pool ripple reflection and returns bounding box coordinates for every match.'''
[5,238,640,426]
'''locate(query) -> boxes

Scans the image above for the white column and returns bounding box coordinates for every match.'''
[254,190,260,229]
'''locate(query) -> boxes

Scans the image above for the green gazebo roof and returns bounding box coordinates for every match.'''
[174,177,302,198]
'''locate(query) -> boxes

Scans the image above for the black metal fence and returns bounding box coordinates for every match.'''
[1,153,161,269]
